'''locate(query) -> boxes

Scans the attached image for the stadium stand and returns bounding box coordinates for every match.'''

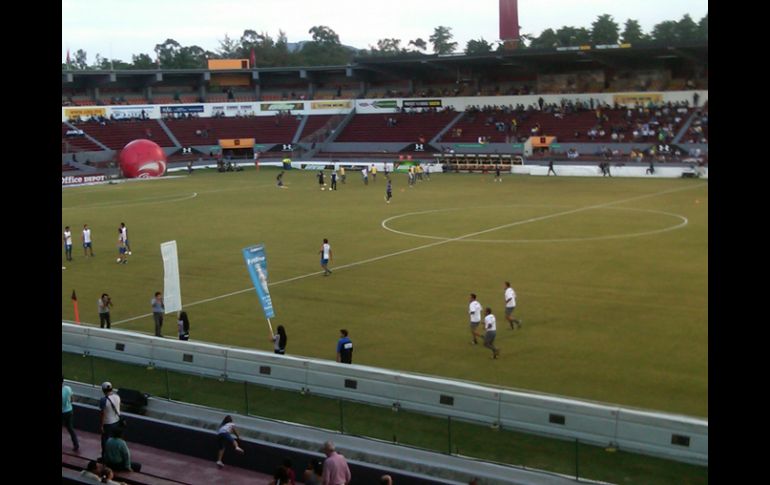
[71,120,175,150]
[164,115,301,145]
[335,111,458,142]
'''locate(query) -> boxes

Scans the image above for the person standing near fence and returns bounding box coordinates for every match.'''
[98,293,112,329]
[177,311,190,341]
[336,329,353,364]
[151,291,164,337]
[99,382,121,459]
[321,441,351,485]
[271,325,287,354]
[62,375,79,451]
[215,415,245,468]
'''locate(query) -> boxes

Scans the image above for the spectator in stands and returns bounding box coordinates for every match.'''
[104,427,142,473]
[177,311,190,341]
[99,466,127,485]
[271,466,290,485]
[62,375,80,451]
[271,325,287,354]
[336,329,353,364]
[216,415,245,468]
[80,460,101,481]
[99,382,121,459]
[303,459,324,485]
[321,441,351,485]
[282,458,297,485]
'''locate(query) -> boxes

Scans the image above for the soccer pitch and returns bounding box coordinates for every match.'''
[61,168,708,418]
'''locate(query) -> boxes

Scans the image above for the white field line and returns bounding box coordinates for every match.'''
[111,182,706,326]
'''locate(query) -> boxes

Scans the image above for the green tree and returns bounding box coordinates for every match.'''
[373,38,403,55]
[591,14,619,44]
[675,14,698,42]
[299,26,351,65]
[131,53,156,69]
[408,38,427,52]
[555,26,590,46]
[465,38,494,55]
[74,49,88,70]
[176,45,207,68]
[621,19,647,44]
[697,14,708,41]
[309,25,340,45]
[650,20,678,44]
[154,39,181,68]
[429,26,457,54]
[217,34,239,58]
[529,28,558,49]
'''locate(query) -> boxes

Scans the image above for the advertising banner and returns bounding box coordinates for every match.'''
[613,93,664,106]
[260,102,305,111]
[110,106,155,119]
[161,241,182,314]
[160,105,204,114]
[310,100,352,109]
[403,99,442,108]
[64,108,106,119]
[242,244,274,319]
[61,174,107,186]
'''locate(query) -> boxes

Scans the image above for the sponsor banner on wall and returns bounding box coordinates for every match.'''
[357,100,399,109]
[160,105,204,114]
[64,108,106,119]
[219,138,256,149]
[62,174,107,186]
[403,99,442,108]
[110,106,155,119]
[310,100,352,109]
[613,93,664,106]
[260,102,305,111]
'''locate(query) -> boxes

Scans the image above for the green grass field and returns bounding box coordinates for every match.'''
[62,168,708,417]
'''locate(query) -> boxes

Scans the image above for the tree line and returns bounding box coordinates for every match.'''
[64,13,707,71]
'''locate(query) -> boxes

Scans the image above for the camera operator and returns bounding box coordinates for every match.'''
[98,293,113,329]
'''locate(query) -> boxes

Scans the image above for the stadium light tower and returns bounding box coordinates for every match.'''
[499,0,521,50]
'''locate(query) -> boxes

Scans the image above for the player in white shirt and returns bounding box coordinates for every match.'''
[483,307,500,359]
[320,238,333,276]
[468,293,482,345]
[504,281,522,329]
[120,222,132,255]
[63,226,73,261]
[82,224,94,257]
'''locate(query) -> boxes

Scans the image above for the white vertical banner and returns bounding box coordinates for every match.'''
[161,240,182,314]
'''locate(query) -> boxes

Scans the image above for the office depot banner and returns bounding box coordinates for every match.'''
[62,174,108,186]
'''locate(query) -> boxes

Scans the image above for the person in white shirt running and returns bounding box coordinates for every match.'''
[483,307,500,359]
[468,293,482,345]
[504,281,522,329]
[320,239,333,276]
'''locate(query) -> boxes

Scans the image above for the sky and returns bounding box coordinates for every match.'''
[62,0,707,63]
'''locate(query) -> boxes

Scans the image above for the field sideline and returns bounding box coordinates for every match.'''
[61,169,708,417]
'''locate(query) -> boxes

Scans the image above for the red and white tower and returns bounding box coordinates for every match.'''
[499,0,521,49]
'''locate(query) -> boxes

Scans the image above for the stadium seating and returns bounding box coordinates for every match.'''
[164,115,301,145]
[72,120,175,150]
[335,112,457,142]
[62,124,104,152]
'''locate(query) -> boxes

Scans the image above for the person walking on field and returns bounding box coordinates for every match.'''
[320,239,333,276]
[504,281,522,329]
[483,307,500,359]
[468,293,482,345]
[82,224,94,257]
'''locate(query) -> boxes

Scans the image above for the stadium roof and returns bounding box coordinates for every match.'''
[62,42,707,85]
